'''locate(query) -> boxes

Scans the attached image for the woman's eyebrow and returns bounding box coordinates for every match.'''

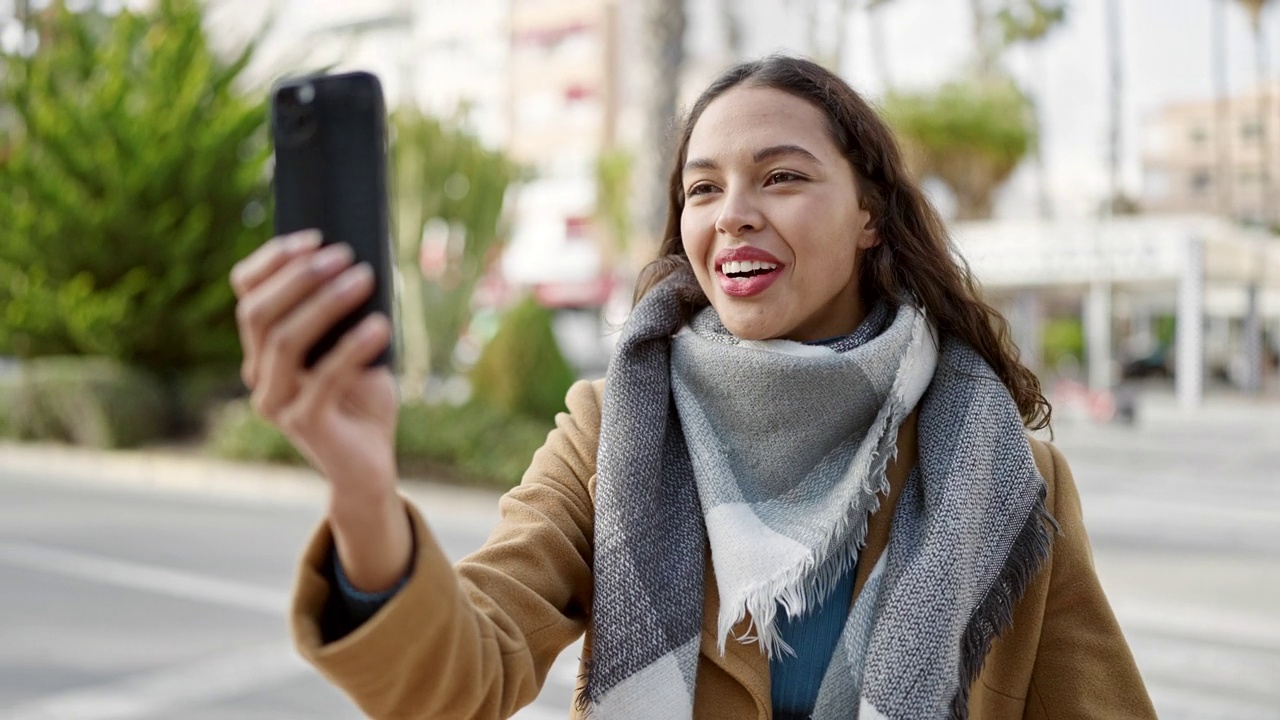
[753,144,822,165]
[684,144,822,175]
[683,157,718,174]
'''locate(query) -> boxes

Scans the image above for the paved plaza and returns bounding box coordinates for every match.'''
[0,389,1276,719]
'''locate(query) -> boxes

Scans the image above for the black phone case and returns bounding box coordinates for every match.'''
[270,71,394,368]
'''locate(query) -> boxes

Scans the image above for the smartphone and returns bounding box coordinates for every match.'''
[270,71,395,368]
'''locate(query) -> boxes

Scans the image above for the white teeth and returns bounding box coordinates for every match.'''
[722,260,779,276]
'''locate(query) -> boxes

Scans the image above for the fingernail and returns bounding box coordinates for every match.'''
[312,244,353,273]
[336,263,372,293]
[286,230,322,252]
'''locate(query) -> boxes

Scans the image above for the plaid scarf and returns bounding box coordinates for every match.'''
[587,272,1055,719]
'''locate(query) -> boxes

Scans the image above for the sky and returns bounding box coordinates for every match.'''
[194,0,1280,221]
[705,0,1280,220]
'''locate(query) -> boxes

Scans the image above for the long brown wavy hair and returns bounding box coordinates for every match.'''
[635,55,1051,430]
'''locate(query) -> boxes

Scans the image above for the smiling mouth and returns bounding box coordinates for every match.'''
[719,260,780,278]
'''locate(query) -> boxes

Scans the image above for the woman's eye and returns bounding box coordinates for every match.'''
[686,183,716,197]
[766,171,802,185]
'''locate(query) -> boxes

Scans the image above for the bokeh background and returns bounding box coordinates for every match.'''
[0,1,1277,718]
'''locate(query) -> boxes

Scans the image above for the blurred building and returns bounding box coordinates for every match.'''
[408,0,510,149]
[1142,81,1280,227]
[499,0,645,302]
[955,216,1280,407]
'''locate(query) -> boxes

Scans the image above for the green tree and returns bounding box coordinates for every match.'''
[0,0,269,371]
[882,1,1063,221]
[883,78,1035,220]
[392,109,518,381]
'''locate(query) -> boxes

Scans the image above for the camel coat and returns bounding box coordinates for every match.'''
[291,380,1157,719]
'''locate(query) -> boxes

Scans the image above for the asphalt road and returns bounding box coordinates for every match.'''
[0,393,1277,719]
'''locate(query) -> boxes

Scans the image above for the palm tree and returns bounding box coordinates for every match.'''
[1234,0,1274,395]
[639,0,687,244]
[716,0,743,63]
[865,0,895,91]
[996,0,1069,218]
[1104,0,1122,215]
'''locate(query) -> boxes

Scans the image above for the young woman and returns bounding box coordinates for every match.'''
[231,56,1155,719]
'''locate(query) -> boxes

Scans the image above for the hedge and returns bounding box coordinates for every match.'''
[207,398,557,490]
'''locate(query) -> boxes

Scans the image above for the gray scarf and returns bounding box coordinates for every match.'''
[587,272,1055,719]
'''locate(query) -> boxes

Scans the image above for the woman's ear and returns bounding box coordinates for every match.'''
[856,212,880,249]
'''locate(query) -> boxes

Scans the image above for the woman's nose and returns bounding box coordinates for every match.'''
[714,187,764,237]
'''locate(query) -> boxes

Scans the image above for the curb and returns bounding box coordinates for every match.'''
[0,442,505,520]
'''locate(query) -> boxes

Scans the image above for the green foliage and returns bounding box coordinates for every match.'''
[882,78,1034,220]
[163,365,246,436]
[470,297,577,421]
[595,148,633,265]
[392,109,519,377]
[996,0,1069,46]
[206,399,303,465]
[0,0,271,370]
[207,397,554,489]
[1042,317,1084,371]
[395,401,554,489]
[0,357,168,448]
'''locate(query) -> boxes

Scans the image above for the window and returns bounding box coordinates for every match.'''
[1241,121,1264,142]
[1190,169,1212,194]
[1189,125,1208,144]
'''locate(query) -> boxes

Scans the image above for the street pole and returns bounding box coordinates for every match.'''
[1106,0,1123,214]
[1213,0,1233,218]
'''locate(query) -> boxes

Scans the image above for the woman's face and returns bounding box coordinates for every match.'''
[680,85,877,342]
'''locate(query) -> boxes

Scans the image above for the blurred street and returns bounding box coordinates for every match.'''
[1,391,1278,720]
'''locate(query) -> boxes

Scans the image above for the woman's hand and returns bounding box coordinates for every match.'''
[230,229,411,591]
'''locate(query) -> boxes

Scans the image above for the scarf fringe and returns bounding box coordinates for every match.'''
[716,310,933,658]
[575,656,592,714]
[947,484,1060,719]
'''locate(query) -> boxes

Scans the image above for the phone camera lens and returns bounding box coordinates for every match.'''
[297,83,315,104]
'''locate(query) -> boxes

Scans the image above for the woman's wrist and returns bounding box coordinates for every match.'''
[327,480,413,593]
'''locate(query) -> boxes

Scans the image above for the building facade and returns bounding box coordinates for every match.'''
[1142,81,1280,228]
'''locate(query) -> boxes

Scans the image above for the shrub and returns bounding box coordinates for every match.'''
[0,0,271,371]
[1042,317,1084,373]
[396,401,555,489]
[205,397,555,489]
[163,366,245,436]
[205,399,303,465]
[470,298,577,421]
[0,356,168,448]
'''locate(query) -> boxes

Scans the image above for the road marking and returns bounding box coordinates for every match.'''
[0,542,287,616]
[2,642,310,720]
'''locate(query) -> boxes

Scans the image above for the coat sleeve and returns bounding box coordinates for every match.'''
[1025,443,1158,719]
[290,379,602,720]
